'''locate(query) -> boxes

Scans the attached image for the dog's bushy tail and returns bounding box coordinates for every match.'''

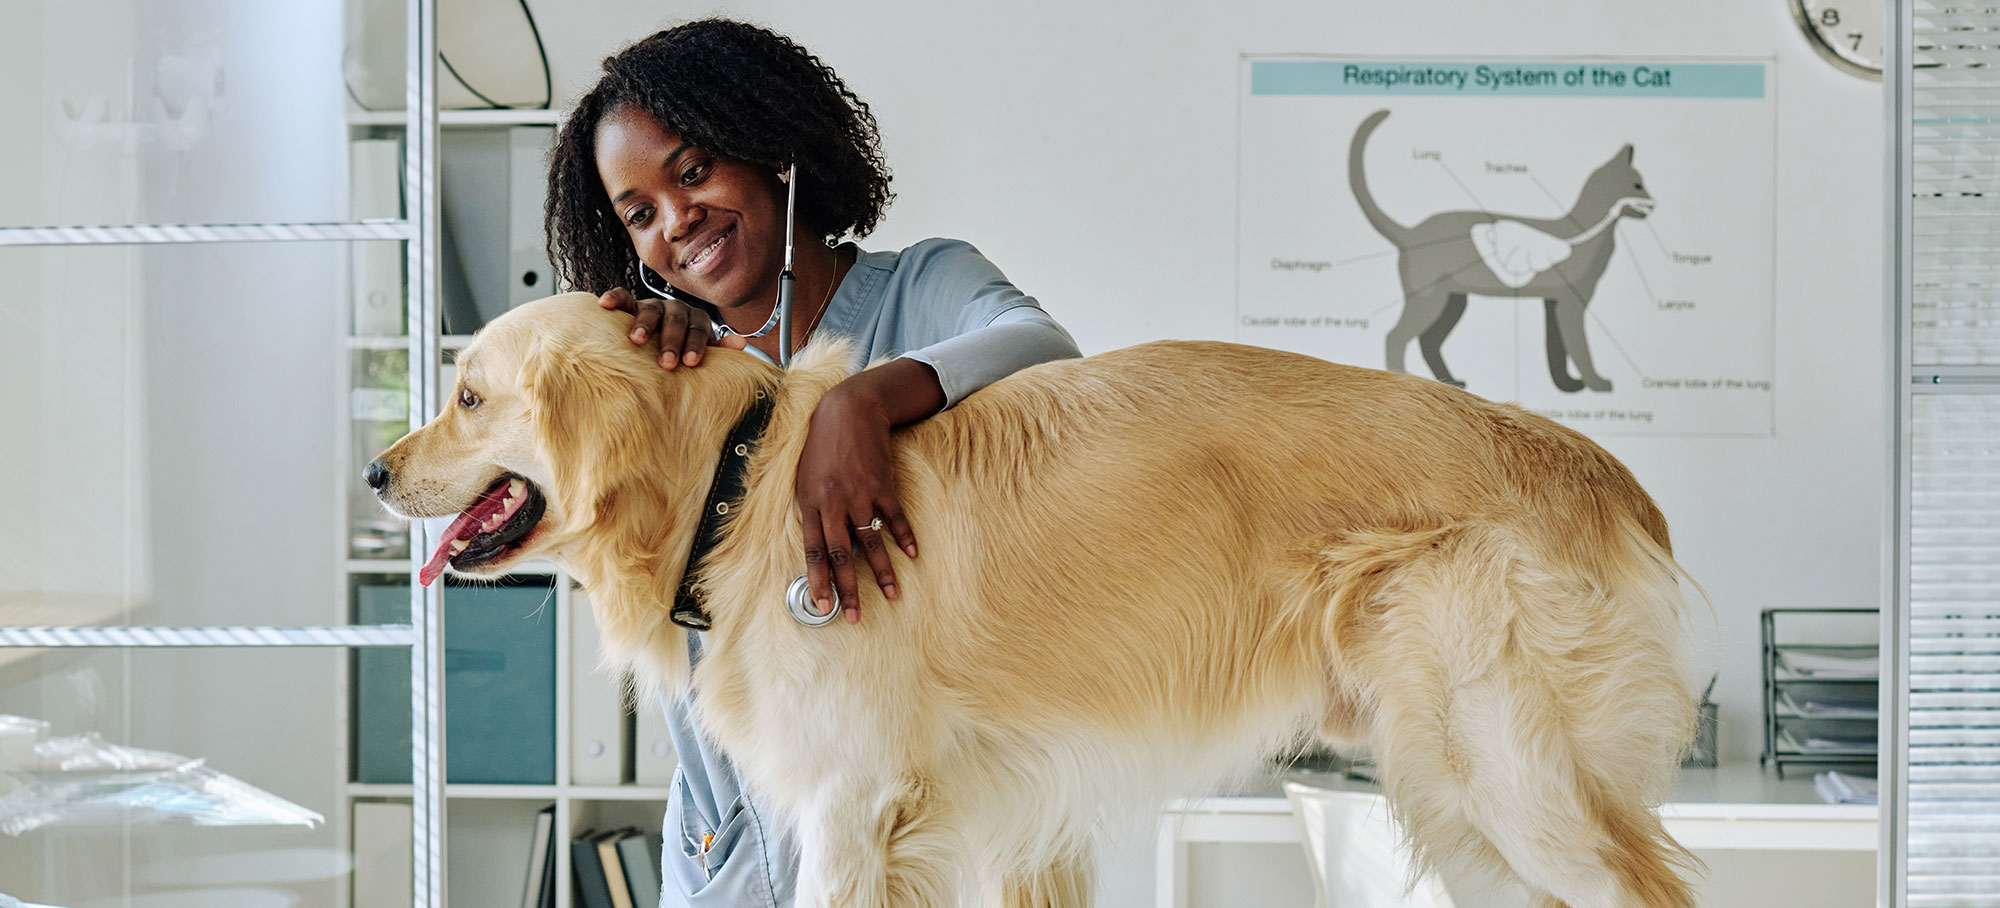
[1312,515,1700,908]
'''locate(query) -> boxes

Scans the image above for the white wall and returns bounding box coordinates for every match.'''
[532,0,1885,742]
[504,2,1884,906]
[526,0,1883,753]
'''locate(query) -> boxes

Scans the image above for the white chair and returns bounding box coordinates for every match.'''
[1283,781,1457,908]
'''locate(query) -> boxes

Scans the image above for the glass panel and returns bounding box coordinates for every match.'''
[0,240,408,627]
[351,348,411,562]
[0,0,405,228]
[0,645,414,908]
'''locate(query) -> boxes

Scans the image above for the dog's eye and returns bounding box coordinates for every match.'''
[458,387,481,410]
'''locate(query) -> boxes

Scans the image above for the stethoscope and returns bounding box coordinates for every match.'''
[637,162,839,628]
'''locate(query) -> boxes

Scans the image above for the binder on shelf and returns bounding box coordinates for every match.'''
[353,578,558,784]
[439,126,556,334]
[571,588,633,786]
[351,800,413,907]
[616,831,663,907]
[633,691,678,786]
[507,126,557,308]
[348,137,404,337]
[521,804,556,908]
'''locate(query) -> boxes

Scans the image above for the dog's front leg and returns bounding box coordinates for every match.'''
[795,774,958,908]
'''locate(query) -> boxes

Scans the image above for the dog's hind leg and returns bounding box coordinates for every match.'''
[795,775,959,908]
[995,849,1093,908]
[1435,678,1695,908]
[1324,524,1697,908]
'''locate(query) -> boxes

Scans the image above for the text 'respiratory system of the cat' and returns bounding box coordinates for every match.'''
[1237,58,1775,437]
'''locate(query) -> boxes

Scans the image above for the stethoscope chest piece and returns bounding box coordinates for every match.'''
[786,574,841,627]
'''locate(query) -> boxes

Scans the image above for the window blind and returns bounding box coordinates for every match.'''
[1908,396,2000,907]
[1902,5,2000,906]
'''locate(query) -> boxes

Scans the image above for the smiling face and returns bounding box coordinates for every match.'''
[595,105,790,323]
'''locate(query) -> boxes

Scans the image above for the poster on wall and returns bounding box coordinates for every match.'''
[1236,57,1775,437]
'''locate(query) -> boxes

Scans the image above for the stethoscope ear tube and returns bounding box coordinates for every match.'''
[776,162,797,369]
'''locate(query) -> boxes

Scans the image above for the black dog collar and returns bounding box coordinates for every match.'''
[670,387,776,631]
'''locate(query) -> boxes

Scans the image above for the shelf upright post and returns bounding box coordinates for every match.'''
[404,0,446,903]
[1882,3,1909,907]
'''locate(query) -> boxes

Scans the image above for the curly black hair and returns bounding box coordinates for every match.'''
[544,18,894,300]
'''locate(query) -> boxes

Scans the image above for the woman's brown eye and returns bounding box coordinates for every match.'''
[459,388,481,409]
[681,162,707,186]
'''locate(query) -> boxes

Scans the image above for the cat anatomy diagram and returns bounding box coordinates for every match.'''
[1237,58,1775,436]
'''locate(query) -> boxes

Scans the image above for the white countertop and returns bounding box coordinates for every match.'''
[1167,761,1877,822]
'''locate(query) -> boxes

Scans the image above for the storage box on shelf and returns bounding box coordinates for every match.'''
[1761,607,1879,780]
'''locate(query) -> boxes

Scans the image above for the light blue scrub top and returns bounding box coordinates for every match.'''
[659,238,1080,907]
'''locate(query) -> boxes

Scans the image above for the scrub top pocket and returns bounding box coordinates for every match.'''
[660,763,794,907]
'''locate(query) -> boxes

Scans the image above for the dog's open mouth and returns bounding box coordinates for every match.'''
[419,474,546,586]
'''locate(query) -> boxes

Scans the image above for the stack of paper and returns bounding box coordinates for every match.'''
[1780,727,1877,753]
[1778,648,1879,678]
[1814,771,1878,805]
[1779,690,1878,718]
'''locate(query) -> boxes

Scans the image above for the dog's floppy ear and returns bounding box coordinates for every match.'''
[518,332,644,529]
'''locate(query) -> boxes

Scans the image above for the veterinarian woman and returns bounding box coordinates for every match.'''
[543,19,1080,907]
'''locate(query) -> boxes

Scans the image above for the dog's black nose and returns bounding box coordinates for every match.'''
[363,460,390,492]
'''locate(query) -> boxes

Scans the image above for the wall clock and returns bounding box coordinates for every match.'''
[1791,0,1884,80]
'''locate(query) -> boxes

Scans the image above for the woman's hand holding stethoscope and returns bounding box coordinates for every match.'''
[792,377,920,623]
[598,285,919,625]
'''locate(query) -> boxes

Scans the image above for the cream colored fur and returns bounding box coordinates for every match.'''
[373,293,1702,908]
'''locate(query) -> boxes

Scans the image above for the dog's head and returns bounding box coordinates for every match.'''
[368,292,726,588]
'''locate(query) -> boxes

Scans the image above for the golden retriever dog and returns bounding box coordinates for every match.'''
[370,293,1699,908]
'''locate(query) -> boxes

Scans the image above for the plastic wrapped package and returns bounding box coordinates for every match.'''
[0,721,322,836]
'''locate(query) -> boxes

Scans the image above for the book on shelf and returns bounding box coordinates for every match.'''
[520,804,556,908]
[572,827,657,908]
[572,828,615,908]
[616,831,663,907]
[598,827,638,908]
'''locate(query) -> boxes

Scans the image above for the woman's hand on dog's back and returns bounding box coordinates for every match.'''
[599,287,747,369]
[599,286,926,624]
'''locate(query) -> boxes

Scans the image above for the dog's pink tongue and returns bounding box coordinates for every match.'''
[419,512,476,587]
[418,482,512,586]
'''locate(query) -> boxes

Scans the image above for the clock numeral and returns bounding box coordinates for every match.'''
[1820,8,1841,27]
[1849,32,1863,51]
